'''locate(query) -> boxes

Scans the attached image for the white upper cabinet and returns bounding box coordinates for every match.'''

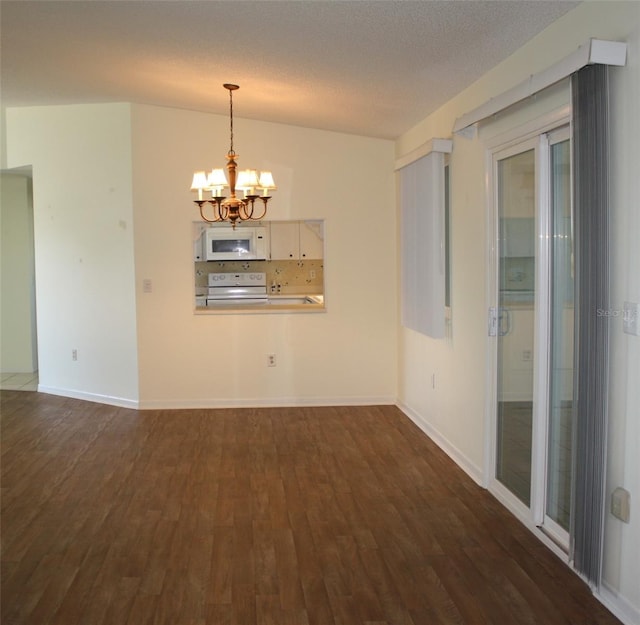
[269,221,299,259]
[269,220,324,260]
[299,220,324,259]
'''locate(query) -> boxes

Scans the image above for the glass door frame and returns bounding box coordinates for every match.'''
[483,107,572,552]
[540,125,573,549]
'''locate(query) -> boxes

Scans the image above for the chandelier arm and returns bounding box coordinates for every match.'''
[239,198,255,220]
[217,200,230,222]
[237,197,269,222]
[252,198,269,221]
[196,200,223,223]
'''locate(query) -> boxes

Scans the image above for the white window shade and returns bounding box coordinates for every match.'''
[399,150,446,338]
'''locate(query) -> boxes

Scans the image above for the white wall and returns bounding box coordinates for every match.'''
[395,2,640,621]
[130,104,397,407]
[606,6,640,619]
[1,173,37,372]
[6,104,139,405]
[4,102,396,407]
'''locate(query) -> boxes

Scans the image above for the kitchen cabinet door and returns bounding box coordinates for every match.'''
[299,220,324,259]
[269,221,299,259]
[193,224,206,261]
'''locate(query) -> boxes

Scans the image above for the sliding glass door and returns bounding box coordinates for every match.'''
[496,145,536,508]
[491,126,573,547]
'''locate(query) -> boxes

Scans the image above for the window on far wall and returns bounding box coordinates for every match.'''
[399,144,451,338]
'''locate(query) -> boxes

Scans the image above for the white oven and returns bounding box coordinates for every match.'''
[207,272,268,305]
[202,226,267,261]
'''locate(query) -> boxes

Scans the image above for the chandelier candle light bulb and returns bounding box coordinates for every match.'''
[191,171,209,201]
[190,84,276,228]
[259,171,276,196]
[237,169,260,197]
[207,168,228,197]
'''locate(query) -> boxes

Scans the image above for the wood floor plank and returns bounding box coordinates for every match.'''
[124,593,158,625]
[273,527,306,610]
[207,525,234,605]
[1,391,624,625]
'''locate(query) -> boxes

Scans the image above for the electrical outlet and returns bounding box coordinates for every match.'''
[267,353,276,367]
[522,349,532,362]
[309,269,316,279]
[72,349,78,361]
[143,278,153,293]
[611,487,631,522]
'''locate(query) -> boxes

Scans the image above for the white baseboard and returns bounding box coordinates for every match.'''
[396,400,484,485]
[37,385,139,409]
[35,386,395,412]
[599,581,640,625]
[137,395,396,410]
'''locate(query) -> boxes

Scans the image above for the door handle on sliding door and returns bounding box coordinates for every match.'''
[488,307,512,336]
[498,307,511,336]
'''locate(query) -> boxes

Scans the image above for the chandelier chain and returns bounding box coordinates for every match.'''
[228,87,234,156]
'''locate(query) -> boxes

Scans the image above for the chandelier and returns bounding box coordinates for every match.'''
[191,84,276,228]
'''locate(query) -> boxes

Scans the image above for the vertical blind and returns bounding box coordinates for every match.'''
[399,151,445,338]
[571,63,610,588]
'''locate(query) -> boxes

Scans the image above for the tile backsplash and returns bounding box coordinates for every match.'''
[195,259,324,295]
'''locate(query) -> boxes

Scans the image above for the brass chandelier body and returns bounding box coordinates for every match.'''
[191,84,276,228]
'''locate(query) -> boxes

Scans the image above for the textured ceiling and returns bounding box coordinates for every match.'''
[1,0,578,139]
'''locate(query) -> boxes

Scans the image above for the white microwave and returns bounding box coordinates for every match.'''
[202,226,267,261]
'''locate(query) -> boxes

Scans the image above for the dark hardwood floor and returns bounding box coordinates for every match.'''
[1,390,621,625]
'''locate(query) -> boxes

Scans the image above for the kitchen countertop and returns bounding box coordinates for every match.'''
[195,294,325,314]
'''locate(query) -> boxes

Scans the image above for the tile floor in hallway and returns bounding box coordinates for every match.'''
[0,372,38,392]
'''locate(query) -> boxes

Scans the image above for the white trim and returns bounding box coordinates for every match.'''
[483,145,499,489]
[456,125,477,141]
[531,131,552,526]
[490,478,538,530]
[37,384,139,409]
[488,480,575,566]
[137,395,396,410]
[397,400,484,485]
[35,386,395,410]
[454,39,626,135]
[598,582,640,625]
[542,515,570,552]
[394,138,452,171]
[484,105,572,152]
[539,126,573,546]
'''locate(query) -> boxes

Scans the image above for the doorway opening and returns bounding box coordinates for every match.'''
[0,168,38,390]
